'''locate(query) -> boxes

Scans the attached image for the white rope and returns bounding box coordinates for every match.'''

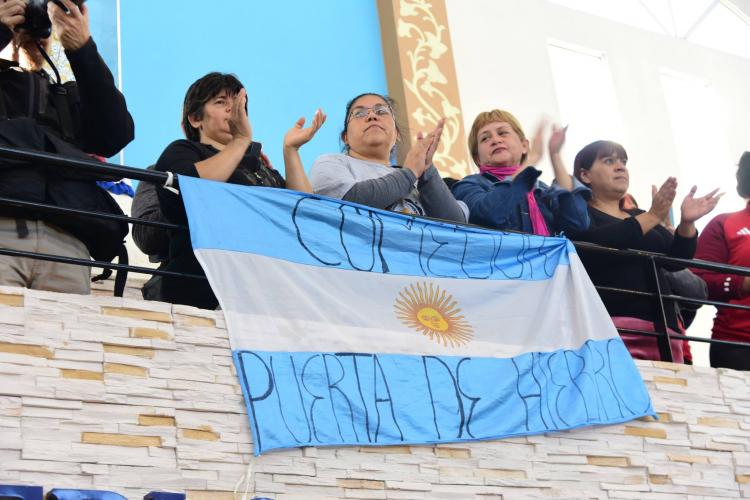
[162,171,179,195]
[233,455,256,500]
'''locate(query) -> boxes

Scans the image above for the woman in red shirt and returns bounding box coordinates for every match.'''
[694,152,750,370]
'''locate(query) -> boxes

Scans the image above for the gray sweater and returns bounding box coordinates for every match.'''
[310,153,466,223]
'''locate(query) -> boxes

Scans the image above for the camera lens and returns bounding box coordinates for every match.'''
[16,0,86,39]
[17,0,53,39]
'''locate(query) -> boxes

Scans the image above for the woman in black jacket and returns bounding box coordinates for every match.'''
[154,72,325,309]
[569,140,720,362]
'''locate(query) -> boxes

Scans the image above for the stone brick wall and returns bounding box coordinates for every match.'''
[1,286,750,499]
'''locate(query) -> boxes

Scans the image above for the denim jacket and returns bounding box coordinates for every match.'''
[451,167,590,235]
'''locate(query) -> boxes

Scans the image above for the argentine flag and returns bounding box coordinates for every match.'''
[179,177,655,455]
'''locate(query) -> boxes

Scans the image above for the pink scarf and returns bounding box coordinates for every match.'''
[479,165,550,236]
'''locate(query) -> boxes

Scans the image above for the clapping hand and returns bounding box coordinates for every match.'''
[228,88,252,141]
[548,124,568,157]
[404,120,444,178]
[680,186,722,224]
[424,118,445,168]
[648,177,677,222]
[403,132,430,178]
[525,118,547,167]
[284,109,326,150]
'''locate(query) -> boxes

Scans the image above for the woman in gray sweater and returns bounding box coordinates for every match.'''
[310,93,466,222]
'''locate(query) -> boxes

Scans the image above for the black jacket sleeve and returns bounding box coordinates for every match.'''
[568,210,645,249]
[153,140,204,224]
[66,37,134,157]
[0,24,12,53]
[660,231,697,272]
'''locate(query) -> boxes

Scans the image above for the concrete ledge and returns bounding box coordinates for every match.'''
[1,285,750,499]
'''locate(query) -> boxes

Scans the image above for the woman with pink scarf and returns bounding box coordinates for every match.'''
[451,109,589,235]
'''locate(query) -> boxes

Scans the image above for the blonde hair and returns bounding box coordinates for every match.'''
[468,109,527,166]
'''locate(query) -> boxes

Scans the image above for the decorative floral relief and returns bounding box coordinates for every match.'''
[397,0,471,178]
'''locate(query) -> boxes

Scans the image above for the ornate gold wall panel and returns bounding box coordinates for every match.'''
[378,0,474,179]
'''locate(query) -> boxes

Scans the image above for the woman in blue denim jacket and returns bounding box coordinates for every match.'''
[451,109,590,235]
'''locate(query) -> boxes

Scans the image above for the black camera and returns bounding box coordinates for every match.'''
[17,0,86,39]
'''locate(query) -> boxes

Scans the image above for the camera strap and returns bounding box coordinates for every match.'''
[35,41,61,85]
[33,41,74,142]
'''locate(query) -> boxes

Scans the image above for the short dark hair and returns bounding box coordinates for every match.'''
[573,140,629,185]
[340,92,402,153]
[181,72,244,142]
[737,151,750,198]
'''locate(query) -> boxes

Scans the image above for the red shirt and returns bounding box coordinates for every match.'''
[694,204,750,342]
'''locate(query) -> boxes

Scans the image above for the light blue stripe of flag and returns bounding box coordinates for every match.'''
[179,175,570,281]
[234,338,653,455]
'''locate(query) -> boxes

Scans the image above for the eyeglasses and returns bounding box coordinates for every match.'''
[348,104,392,121]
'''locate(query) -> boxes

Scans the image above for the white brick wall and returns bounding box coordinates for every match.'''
[1,286,750,499]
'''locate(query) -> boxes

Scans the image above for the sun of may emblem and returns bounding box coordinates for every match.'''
[394,282,474,347]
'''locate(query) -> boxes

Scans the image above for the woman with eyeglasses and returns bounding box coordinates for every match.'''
[309,93,466,222]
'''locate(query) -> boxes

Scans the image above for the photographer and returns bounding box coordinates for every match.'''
[0,0,134,294]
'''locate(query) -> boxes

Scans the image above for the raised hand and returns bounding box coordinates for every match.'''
[228,88,252,141]
[284,109,326,150]
[424,118,445,168]
[403,131,432,179]
[0,0,26,31]
[525,118,547,167]
[49,0,90,51]
[548,123,573,190]
[648,177,677,222]
[548,124,568,157]
[680,186,722,224]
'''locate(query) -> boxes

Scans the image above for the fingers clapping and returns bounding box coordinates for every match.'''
[526,118,547,167]
[648,177,677,222]
[228,88,252,141]
[284,109,326,150]
[548,124,568,156]
[680,185,723,224]
[525,119,567,166]
[424,118,445,168]
[646,177,722,230]
[404,119,445,178]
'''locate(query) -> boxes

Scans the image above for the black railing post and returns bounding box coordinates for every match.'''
[650,256,674,362]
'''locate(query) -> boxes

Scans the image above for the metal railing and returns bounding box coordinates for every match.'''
[0,147,206,288]
[574,241,750,362]
[0,146,747,363]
